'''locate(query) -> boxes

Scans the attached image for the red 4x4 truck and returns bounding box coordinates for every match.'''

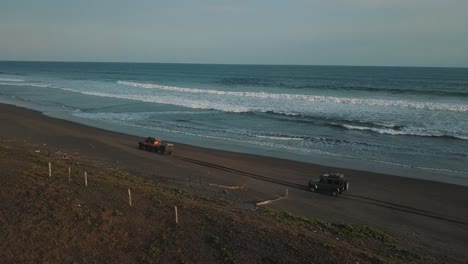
[138,137,174,155]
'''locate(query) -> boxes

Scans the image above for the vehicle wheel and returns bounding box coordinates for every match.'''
[331,189,338,197]
[344,182,349,191]
[309,186,316,192]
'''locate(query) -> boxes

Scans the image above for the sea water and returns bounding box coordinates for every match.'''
[0,62,467,185]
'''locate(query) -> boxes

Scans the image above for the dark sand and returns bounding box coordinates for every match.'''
[1,103,467,262]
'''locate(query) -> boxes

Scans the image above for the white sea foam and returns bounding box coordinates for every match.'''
[260,110,300,116]
[117,80,468,113]
[342,124,467,140]
[342,124,406,135]
[74,112,149,121]
[39,85,468,142]
[62,89,252,113]
[256,135,304,141]
[0,78,24,82]
[0,82,51,88]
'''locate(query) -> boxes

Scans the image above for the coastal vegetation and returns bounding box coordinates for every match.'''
[0,144,433,263]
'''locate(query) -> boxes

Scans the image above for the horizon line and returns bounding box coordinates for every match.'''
[0,59,466,69]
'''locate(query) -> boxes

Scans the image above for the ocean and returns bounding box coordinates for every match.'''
[0,61,467,185]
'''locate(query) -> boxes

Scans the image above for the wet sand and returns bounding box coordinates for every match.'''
[1,103,467,262]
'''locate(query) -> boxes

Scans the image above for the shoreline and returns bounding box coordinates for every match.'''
[1,102,468,261]
[0,99,468,187]
[3,97,467,186]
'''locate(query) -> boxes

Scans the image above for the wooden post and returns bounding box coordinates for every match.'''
[48,162,51,177]
[285,189,288,197]
[68,167,71,183]
[128,189,132,207]
[174,206,178,224]
[84,171,88,187]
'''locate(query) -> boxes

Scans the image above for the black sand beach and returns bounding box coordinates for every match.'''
[1,103,467,262]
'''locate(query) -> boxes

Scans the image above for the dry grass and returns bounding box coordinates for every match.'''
[0,145,434,263]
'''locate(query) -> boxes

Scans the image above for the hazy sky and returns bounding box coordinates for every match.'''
[1,0,467,67]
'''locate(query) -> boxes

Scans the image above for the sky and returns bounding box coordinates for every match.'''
[1,0,467,67]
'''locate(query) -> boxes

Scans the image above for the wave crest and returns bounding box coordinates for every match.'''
[117,80,468,113]
[341,124,467,140]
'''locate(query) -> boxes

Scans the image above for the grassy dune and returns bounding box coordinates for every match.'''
[0,144,432,263]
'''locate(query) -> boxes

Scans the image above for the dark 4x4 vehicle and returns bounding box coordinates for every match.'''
[308,173,349,196]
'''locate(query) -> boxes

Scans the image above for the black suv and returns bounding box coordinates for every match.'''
[308,173,349,196]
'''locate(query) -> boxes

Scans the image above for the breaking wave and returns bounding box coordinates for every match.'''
[218,77,468,97]
[61,89,252,113]
[340,124,468,140]
[60,86,468,141]
[254,111,468,141]
[117,80,468,113]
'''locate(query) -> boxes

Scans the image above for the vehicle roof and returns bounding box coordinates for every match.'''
[320,173,345,179]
